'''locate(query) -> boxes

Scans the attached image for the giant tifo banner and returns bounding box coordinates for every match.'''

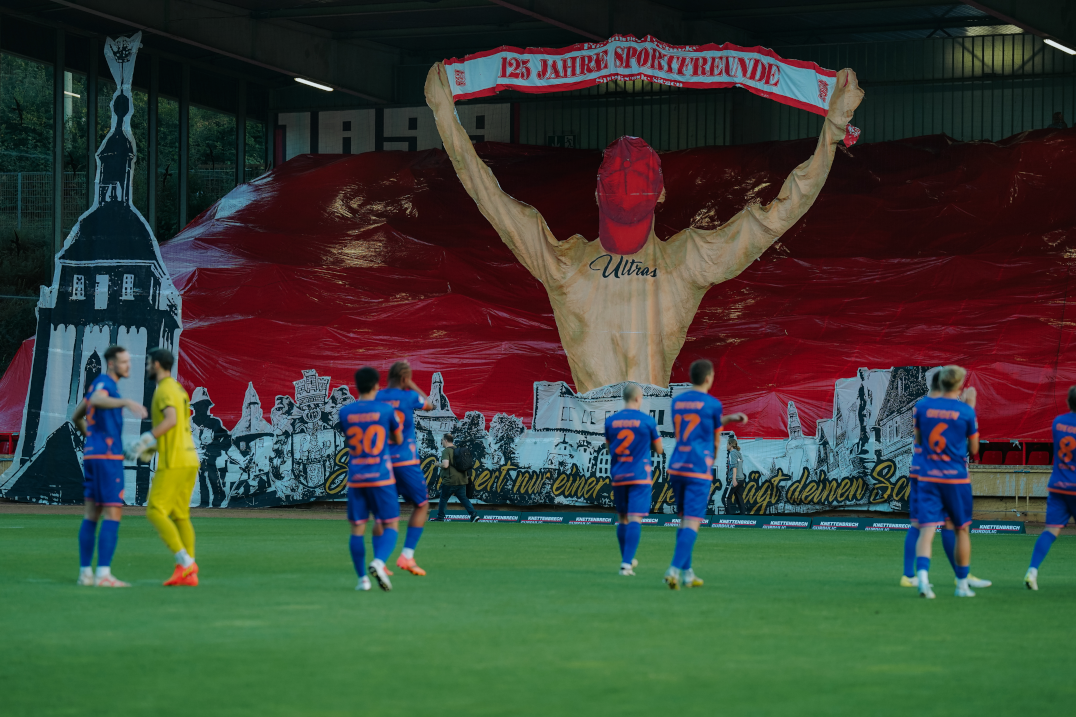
[445,34,861,146]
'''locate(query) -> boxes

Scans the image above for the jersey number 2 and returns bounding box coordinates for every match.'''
[614,429,634,455]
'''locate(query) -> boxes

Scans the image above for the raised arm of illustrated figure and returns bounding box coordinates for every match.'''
[425,62,563,285]
[675,69,865,288]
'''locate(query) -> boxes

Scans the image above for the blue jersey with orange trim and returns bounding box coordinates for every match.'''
[604,408,659,485]
[908,444,924,478]
[339,400,400,487]
[1049,412,1076,493]
[912,396,978,483]
[84,374,124,460]
[668,390,723,481]
[375,388,424,467]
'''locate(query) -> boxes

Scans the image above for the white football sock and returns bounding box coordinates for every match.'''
[917,569,929,586]
[79,566,93,578]
[956,577,969,591]
[401,548,415,559]
[95,566,111,579]
[1027,567,1038,578]
[370,559,385,569]
[174,549,195,568]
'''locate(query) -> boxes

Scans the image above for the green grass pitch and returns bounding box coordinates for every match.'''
[1,513,1073,716]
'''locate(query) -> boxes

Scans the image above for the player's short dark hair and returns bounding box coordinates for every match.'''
[148,347,174,371]
[689,359,714,386]
[103,345,127,364]
[355,366,380,394]
[388,361,411,385]
[1068,386,1076,412]
[443,433,454,443]
[938,365,966,393]
[930,370,941,392]
[622,383,641,403]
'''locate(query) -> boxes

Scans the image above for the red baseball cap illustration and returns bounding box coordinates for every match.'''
[596,137,664,255]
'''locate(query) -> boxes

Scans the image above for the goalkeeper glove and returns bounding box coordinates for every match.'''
[125,431,157,461]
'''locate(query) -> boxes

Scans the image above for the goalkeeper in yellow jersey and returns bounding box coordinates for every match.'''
[127,347,202,586]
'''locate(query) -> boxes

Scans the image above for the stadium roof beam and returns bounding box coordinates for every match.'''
[761,14,1013,39]
[49,0,398,102]
[336,21,559,41]
[967,0,1076,53]
[686,0,960,21]
[251,1,492,20]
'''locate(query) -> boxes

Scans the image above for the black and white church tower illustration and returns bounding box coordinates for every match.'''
[0,33,181,504]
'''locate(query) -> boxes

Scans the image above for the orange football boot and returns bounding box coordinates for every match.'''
[396,554,426,576]
[164,562,199,586]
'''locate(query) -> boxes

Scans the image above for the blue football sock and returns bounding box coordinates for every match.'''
[375,528,398,563]
[404,526,423,552]
[903,526,919,578]
[941,528,958,571]
[955,564,970,580]
[371,531,384,558]
[623,522,642,566]
[616,523,627,559]
[915,556,930,573]
[96,520,120,568]
[672,528,698,570]
[1030,531,1057,570]
[78,519,97,568]
[349,535,366,578]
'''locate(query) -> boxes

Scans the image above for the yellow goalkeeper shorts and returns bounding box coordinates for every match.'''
[147,467,199,519]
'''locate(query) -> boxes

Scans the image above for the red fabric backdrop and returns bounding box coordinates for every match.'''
[5,128,1072,440]
[0,338,34,433]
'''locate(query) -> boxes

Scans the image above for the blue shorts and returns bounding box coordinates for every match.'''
[1045,491,1076,528]
[908,475,919,524]
[671,478,711,521]
[613,483,652,517]
[83,458,125,506]
[393,462,428,507]
[347,484,400,523]
[917,481,973,528]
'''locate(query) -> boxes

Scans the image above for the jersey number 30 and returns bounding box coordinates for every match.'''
[346,425,386,456]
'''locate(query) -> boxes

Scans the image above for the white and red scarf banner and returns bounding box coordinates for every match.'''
[445,34,861,146]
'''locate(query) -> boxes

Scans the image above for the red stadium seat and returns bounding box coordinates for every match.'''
[979,450,1003,465]
[1004,452,1025,466]
[0,432,17,454]
[1028,451,1051,466]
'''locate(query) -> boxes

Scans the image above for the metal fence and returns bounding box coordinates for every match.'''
[0,169,244,236]
[0,173,87,233]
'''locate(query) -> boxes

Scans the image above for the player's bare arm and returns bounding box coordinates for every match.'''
[390,427,403,446]
[721,413,748,426]
[405,375,435,411]
[425,62,561,283]
[651,438,663,454]
[71,399,88,436]
[679,69,864,287]
[88,387,148,419]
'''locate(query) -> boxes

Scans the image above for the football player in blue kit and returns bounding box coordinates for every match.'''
[1024,385,1076,591]
[604,383,662,576]
[70,345,148,587]
[664,359,747,590]
[912,365,980,598]
[376,361,436,576]
[901,372,990,590]
[341,366,403,592]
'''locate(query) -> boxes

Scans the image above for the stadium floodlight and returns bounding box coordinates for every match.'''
[295,77,334,91]
[1044,39,1076,55]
